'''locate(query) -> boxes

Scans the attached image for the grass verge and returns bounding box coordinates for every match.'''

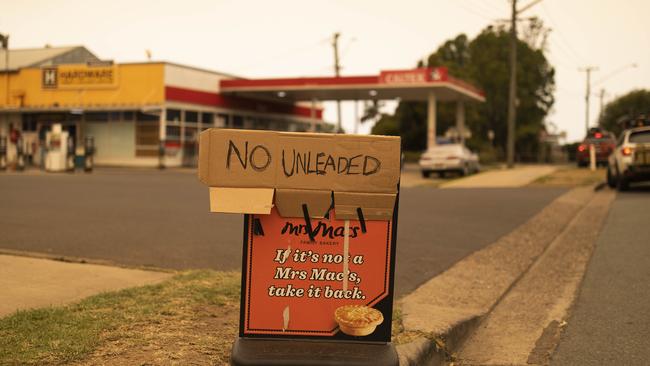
[0,270,240,365]
[530,166,606,187]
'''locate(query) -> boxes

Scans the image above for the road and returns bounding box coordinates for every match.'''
[552,187,650,365]
[0,169,566,297]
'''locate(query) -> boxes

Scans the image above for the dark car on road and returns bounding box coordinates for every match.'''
[576,128,616,167]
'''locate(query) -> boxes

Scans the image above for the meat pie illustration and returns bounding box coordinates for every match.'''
[334,305,384,336]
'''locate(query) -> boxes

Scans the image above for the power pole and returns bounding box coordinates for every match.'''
[1,33,8,107]
[505,0,543,168]
[506,0,517,168]
[1,33,9,136]
[579,66,598,133]
[332,32,342,133]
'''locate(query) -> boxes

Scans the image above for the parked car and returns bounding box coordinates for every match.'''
[607,126,650,190]
[419,138,480,178]
[576,128,616,167]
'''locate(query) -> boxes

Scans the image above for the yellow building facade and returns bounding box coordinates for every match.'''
[0,56,324,168]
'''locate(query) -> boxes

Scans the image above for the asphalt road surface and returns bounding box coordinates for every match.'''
[552,187,650,365]
[0,169,566,297]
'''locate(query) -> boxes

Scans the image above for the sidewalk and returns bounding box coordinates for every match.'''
[0,254,172,318]
[440,164,557,188]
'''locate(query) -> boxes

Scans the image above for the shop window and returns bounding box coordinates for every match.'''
[22,115,38,132]
[109,111,121,122]
[185,111,199,123]
[165,125,181,140]
[85,112,109,122]
[136,111,159,122]
[233,115,243,128]
[202,112,214,125]
[68,113,82,122]
[256,119,270,130]
[123,111,135,121]
[166,109,181,122]
[216,113,229,128]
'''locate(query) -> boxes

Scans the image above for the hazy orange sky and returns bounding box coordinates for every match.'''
[3,0,649,142]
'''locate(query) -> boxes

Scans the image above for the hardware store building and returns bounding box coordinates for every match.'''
[0,46,326,167]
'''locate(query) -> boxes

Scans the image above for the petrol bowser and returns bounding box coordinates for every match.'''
[45,124,69,172]
[66,135,75,172]
[84,136,94,172]
[158,138,165,169]
[16,136,25,171]
[0,136,6,171]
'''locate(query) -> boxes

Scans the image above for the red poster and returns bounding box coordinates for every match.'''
[240,207,396,342]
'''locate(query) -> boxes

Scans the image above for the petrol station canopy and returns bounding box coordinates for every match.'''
[219,67,485,103]
[220,67,485,150]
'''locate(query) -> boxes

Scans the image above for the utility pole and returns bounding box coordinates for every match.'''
[1,33,9,137]
[1,33,8,107]
[592,63,637,126]
[332,32,342,133]
[579,66,598,133]
[506,0,517,168]
[505,0,543,168]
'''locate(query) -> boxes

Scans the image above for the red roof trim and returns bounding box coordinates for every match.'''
[165,86,323,119]
[446,75,486,97]
[219,68,485,99]
[220,75,379,89]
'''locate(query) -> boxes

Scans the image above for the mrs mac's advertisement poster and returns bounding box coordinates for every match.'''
[198,129,400,342]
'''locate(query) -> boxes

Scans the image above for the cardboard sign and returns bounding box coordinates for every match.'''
[198,129,401,345]
[240,206,398,342]
[198,129,401,221]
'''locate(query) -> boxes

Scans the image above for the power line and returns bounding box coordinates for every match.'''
[456,1,498,22]
[463,0,505,20]
[236,36,330,72]
[540,2,585,64]
[593,63,638,87]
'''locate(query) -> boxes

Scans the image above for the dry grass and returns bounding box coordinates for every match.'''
[530,166,606,187]
[0,270,240,366]
[1,269,417,365]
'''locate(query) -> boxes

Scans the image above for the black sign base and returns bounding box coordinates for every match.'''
[230,338,398,366]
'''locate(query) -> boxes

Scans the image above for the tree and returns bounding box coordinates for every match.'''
[375,23,555,162]
[599,89,650,136]
[371,113,399,136]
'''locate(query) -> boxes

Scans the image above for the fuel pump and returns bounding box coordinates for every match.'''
[0,136,7,171]
[16,136,25,171]
[66,135,75,172]
[158,138,165,169]
[45,124,69,172]
[84,136,94,172]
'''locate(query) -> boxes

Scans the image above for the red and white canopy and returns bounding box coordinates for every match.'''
[220,67,485,103]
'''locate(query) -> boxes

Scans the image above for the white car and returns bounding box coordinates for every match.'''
[419,140,480,178]
[607,126,650,190]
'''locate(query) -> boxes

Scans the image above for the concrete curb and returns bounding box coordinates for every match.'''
[396,186,598,365]
[0,248,174,273]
